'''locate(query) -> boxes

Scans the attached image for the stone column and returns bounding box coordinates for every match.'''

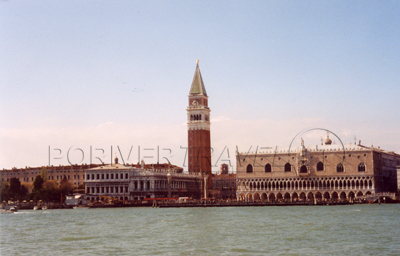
[167,173,172,198]
[204,174,209,199]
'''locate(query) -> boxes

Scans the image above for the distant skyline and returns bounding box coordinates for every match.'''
[1,1,399,171]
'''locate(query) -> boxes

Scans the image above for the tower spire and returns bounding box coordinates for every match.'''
[189,60,207,96]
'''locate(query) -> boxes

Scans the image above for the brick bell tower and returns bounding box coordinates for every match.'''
[187,60,212,189]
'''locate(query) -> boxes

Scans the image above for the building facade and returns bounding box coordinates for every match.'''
[236,137,400,202]
[187,60,212,189]
[1,164,100,189]
[211,173,237,199]
[209,164,236,199]
[85,158,203,201]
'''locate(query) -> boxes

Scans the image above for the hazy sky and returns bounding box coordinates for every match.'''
[1,1,399,172]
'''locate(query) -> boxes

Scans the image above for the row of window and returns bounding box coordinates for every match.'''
[2,172,39,176]
[2,170,82,176]
[86,172,129,180]
[4,175,77,182]
[190,114,202,121]
[246,162,366,173]
[189,114,209,122]
[47,175,76,180]
[87,186,129,194]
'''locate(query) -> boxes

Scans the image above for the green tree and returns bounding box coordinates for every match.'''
[20,185,28,200]
[9,177,21,201]
[21,182,32,193]
[59,175,74,195]
[42,180,60,202]
[0,182,10,202]
[33,175,44,192]
[40,167,48,182]
[43,180,58,190]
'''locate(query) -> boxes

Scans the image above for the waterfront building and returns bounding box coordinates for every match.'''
[187,60,212,189]
[209,164,236,199]
[236,136,400,202]
[85,157,202,201]
[0,164,100,189]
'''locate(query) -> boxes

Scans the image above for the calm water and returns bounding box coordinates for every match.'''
[1,204,400,255]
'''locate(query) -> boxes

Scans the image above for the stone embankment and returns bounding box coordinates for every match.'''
[4,194,399,210]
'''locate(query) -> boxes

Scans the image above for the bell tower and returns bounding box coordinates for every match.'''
[187,60,212,188]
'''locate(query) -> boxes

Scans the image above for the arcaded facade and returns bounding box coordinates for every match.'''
[236,138,400,203]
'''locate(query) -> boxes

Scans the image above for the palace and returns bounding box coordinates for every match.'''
[236,135,400,202]
[85,157,202,201]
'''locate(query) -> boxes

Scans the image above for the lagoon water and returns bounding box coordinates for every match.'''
[1,204,400,255]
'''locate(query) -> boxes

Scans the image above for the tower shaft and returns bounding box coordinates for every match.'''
[187,61,212,189]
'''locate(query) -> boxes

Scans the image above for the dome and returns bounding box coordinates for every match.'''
[325,135,332,145]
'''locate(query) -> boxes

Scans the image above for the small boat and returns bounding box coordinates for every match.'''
[33,206,41,210]
[42,206,48,210]
[73,205,90,209]
[0,206,17,214]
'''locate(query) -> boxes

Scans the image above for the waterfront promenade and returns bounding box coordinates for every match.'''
[7,194,398,210]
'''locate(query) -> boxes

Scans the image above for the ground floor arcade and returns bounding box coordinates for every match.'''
[237,189,373,203]
[237,175,376,202]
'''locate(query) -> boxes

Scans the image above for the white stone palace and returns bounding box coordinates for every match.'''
[236,135,400,203]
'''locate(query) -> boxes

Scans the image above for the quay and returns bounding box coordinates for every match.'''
[156,201,352,208]
[5,192,399,210]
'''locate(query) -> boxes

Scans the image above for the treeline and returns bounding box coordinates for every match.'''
[1,175,79,202]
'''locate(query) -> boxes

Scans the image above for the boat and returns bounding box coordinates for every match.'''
[42,206,48,210]
[0,205,18,214]
[73,205,90,209]
[0,206,18,214]
[33,206,41,210]
[65,194,85,206]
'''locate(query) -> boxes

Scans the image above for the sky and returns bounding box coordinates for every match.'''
[1,1,399,172]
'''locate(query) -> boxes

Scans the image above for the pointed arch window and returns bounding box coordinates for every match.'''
[317,162,324,171]
[336,163,344,173]
[300,165,307,173]
[358,163,366,172]
[284,163,291,172]
[246,164,253,173]
[265,164,272,173]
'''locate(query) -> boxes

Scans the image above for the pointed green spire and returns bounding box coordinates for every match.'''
[189,60,207,96]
